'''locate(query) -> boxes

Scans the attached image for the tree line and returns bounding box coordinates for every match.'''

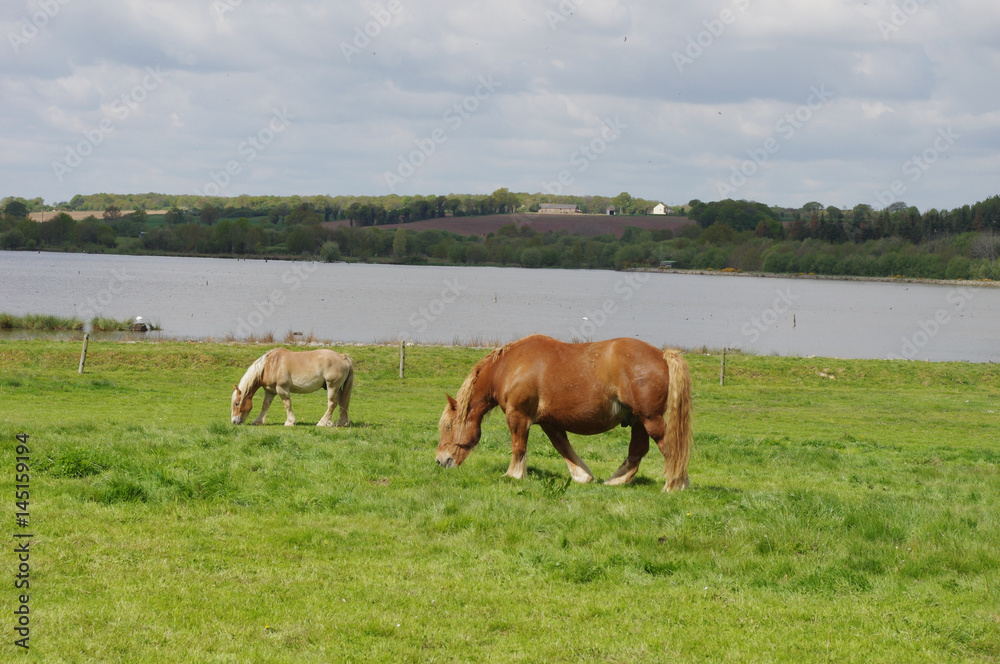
[5,189,665,224]
[3,192,1000,281]
[687,196,1000,245]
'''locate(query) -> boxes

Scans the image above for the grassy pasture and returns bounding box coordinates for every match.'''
[1,340,998,663]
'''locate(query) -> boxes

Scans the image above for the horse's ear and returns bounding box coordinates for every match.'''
[446,393,457,410]
[232,384,240,392]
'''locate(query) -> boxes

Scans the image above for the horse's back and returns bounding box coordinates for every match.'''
[265,347,352,392]
[494,336,670,433]
[506,335,666,383]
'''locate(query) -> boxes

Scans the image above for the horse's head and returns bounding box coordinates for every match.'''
[231,384,253,424]
[436,394,481,468]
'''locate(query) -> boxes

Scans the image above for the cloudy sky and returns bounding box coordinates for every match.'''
[2,0,998,211]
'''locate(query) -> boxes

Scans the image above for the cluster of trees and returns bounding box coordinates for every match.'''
[658,232,1000,281]
[314,223,676,269]
[688,196,1000,246]
[341,188,519,227]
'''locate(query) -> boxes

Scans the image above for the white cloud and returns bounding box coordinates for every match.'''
[0,0,997,211]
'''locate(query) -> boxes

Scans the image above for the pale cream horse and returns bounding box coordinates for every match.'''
[231,348,353,427]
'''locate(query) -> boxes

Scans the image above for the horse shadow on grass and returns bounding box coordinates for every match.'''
[289,420,372,428]
[496,466,744,494]
[499,465,661,489]
[242,419,373,429]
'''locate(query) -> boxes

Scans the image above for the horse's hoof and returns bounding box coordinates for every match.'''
[662,478,690,492]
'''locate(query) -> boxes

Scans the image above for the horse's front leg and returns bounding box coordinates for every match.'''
[251,391,276,426]
[276,388,296,426]
[605,423,650,485]
[504,412,532,480]
[540,424,593,483]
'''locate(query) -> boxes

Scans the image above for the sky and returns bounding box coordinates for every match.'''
[1,0,998,212]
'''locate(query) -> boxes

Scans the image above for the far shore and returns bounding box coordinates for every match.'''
[630,266,1000,288]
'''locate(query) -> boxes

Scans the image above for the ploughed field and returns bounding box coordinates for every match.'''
[1,339,997,663]
[323,213,695,238]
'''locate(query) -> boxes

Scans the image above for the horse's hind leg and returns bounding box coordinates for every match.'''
[540,424,594,483]
[335,367,352,427]
[605,424,650,486]
[276,388,296,426]
[316,387,337,427]
[645,415,689,492]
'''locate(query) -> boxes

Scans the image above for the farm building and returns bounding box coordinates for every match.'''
[539,203,580,214]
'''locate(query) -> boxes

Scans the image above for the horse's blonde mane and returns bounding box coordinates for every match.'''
[452,343,517,419]
[237,351,269,394]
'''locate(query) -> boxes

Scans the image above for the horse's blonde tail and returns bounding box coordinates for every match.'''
[338,356,354,422]
[662,349,692,492]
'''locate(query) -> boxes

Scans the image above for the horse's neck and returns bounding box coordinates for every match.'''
[240,358,267,396]
[243,377,262,397]
[466,358,498,421]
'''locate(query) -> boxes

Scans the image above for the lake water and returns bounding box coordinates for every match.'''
[1,251,998,362]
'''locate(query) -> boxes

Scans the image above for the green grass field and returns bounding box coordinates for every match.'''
[1,340,998,663]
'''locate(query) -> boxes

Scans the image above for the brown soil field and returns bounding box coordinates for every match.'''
[322,213,694,238]
[29,210,169,222]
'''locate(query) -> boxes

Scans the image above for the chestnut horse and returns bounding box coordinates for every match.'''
[231,348,353,427]
[436,335,692,491]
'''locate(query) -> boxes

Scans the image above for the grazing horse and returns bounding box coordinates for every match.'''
[436,335,692,492]
[231,348,353,427]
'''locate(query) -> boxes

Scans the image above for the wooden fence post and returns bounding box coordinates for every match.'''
[78,333,89,374]
[399,340,405,379]
[719,347,726,386]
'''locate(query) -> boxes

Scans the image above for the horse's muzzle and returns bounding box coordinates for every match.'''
[436,453,455,468]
